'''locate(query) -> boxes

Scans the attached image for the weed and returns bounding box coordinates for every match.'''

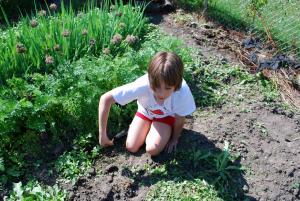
[55,149,93,181]
[292,182,300,189]
[147,179,223,201]
[259,77,279,102]
[6,181,66,200]
[254,121,269,138]
[240,108,252,113]
[143,141,244,200]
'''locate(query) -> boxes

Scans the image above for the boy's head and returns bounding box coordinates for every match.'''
[148,51,183,91]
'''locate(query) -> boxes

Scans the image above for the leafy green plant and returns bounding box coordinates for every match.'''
[188,54,255,107]
[54,134,102,181]
[0,157,4,172]
[55,149,93,181]
[142,141,244,200]
[254,122,269,138]
[258,75,279,102]
[214,141,243,185]
[6,181,66,201]
[292,182,300,189]
[147,179,223,201]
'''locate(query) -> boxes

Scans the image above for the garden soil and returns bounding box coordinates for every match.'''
[61,11,300,201]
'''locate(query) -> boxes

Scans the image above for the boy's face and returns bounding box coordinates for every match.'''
[152,80,175,101]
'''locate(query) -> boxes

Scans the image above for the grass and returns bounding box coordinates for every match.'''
[207,0,300,56]
[173,0,300,57]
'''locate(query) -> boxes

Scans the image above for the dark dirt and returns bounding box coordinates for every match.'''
[61,11,300,201]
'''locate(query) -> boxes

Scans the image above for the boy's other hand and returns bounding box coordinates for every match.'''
[165,138,178,153]
[99,134,114,147]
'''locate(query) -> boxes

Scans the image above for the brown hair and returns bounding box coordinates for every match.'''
[148,52,183,91]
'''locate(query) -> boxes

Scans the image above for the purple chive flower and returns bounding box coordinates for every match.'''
[77,11,84,18]
[62,30,71,37]
[81,29,88,36]
[30,19,39,28]
[119,23,126,29]
[45,55,54,64]
[16,43,27,53]
[54,44,60,51]
[89,39,96,46]
[49,3,58,11]
[111,33,122,45]
[115,12,123,17]
[110,5,116,11]
[38,10,47,17]
[103,48,110,55]
[125,35,138,45]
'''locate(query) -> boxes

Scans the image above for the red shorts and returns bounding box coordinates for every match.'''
[136,112,175,127]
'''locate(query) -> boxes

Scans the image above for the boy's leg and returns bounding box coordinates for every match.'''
[145,122,172,156]
[126,115,151,153]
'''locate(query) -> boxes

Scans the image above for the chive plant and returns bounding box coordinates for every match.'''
[0,0,147,85]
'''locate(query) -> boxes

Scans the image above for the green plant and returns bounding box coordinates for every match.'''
[188,54,256,107]
[247,0,269,17]
[0,0,148,84]
[55,149,93,181]
[254,122,268,137]
[258,75,279,102]
[214,141,242,185]
[7,181,66,200]
[173,0,203,11]
[292,182,300,189]
[143,141,244,200]
[147,179,223,201]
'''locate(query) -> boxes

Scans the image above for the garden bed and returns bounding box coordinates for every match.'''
[1,1,300,201]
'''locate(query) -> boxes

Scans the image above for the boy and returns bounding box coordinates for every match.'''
[98,52,196,156]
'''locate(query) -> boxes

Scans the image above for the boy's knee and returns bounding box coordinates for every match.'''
[146,144,161,156]
[126,142,139,153]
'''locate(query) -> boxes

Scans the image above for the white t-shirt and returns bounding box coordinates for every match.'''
[111,74,196,119]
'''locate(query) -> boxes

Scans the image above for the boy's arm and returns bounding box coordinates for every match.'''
[172,115,185,141]
[165,115,185,153]
[98,91,116,147]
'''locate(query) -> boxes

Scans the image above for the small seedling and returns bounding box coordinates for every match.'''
[254,122,269,137]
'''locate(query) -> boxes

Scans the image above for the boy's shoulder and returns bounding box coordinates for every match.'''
[135,74,149,83]
[174,79,190,95]
[133,74,150,88]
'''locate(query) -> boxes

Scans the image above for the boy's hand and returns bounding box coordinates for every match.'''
[99,134,114,147]
[165,138,178,153]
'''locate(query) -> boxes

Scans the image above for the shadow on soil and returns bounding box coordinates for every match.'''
[86,128,257,201]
